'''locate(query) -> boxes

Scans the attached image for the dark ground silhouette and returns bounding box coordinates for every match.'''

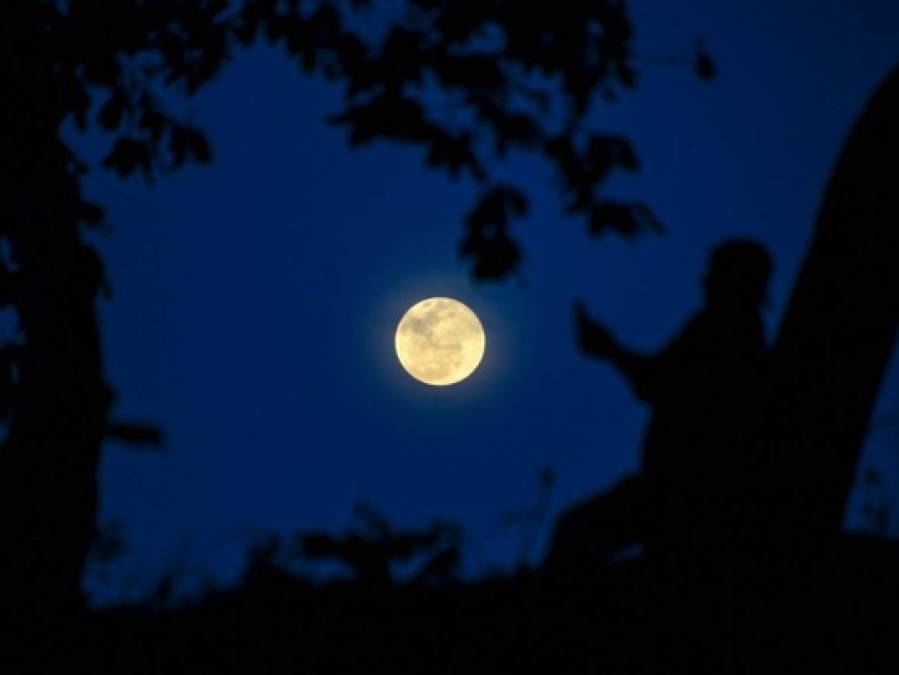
[1,2,898,673]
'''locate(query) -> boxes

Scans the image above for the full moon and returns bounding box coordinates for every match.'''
[395,297,486,386]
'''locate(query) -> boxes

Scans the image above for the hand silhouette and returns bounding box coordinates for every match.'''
[574,301,617,359]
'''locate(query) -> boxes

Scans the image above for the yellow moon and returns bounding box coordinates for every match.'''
[395,297,486,386]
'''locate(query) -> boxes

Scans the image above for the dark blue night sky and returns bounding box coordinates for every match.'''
[68,0,899,603]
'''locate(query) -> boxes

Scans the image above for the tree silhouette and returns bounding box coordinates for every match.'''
[51,0,712,277]
[769,64,899,541]
[0,0,712,606]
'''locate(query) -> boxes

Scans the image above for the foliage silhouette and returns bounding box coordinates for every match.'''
[43,0,708,278]
[296,502,462,586]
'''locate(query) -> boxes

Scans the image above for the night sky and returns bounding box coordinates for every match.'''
[67,0,899,604]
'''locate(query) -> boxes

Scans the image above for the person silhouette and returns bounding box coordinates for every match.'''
[544,239,773,574]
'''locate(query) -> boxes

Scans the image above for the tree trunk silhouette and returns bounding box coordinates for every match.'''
[768,64,899,540]
[0,4,110,608]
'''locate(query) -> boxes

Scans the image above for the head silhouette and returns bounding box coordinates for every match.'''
[703,239,773,310]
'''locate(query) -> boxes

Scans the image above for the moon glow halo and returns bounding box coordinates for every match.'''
[395,297,485,386]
